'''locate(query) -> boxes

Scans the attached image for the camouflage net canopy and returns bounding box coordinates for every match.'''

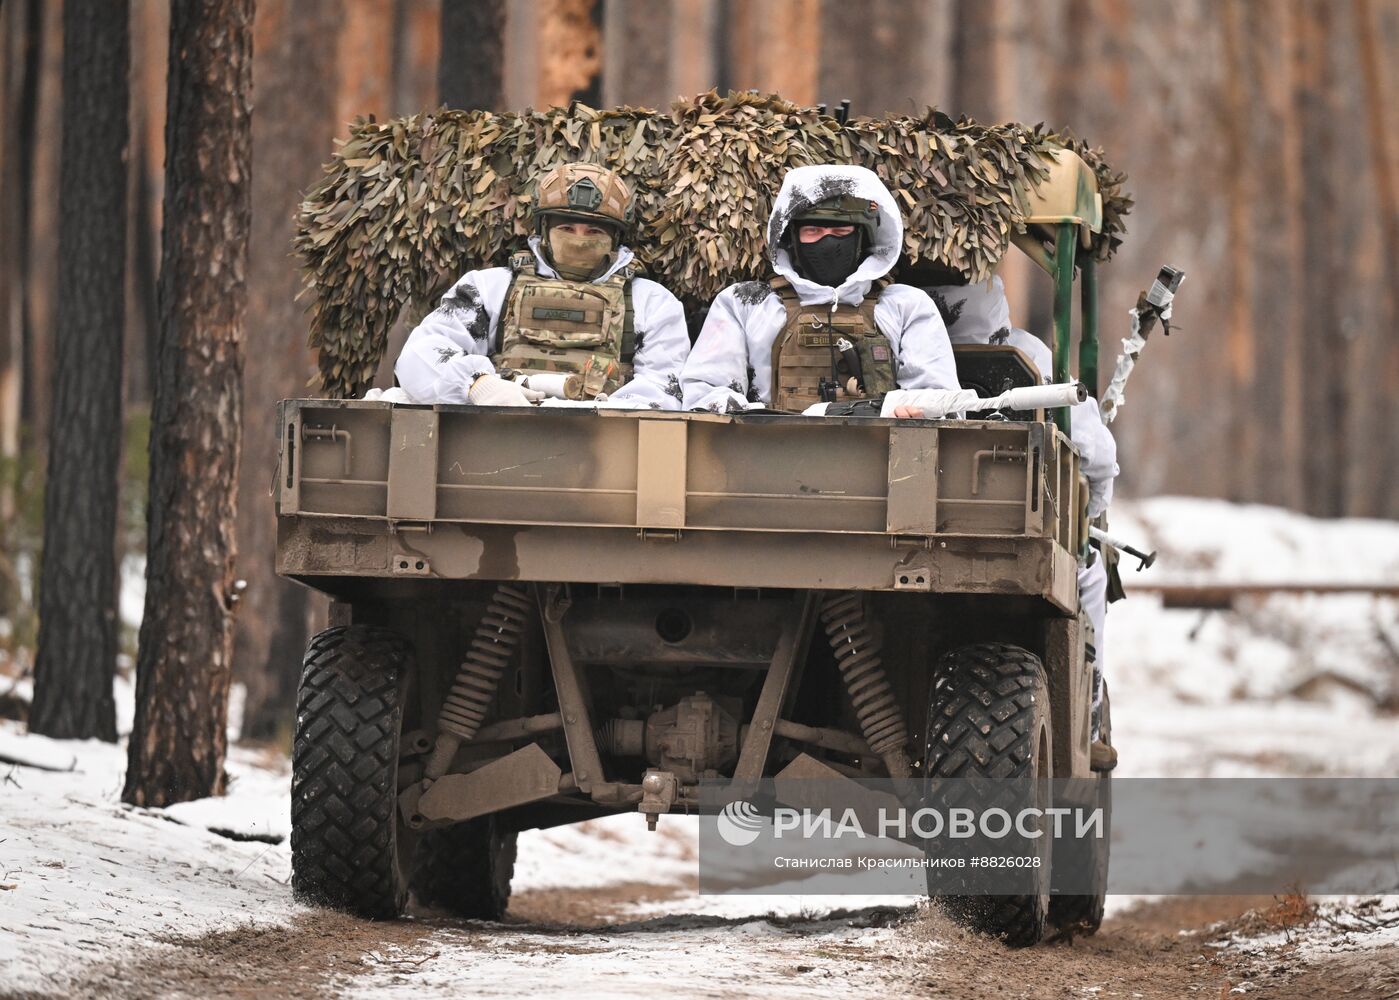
[297,91,1131,397]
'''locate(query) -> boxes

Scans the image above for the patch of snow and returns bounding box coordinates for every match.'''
[0,722,300,996]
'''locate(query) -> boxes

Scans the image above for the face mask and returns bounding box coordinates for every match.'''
[548,227,613,280]
[792,230,862,288]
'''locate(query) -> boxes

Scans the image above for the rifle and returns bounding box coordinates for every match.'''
[808,381,1087,419]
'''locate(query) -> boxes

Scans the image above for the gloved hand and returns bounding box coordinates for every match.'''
[468,373,545,407]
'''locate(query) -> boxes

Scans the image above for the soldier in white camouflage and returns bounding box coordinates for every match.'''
[680,164,960,414]
[396,163,690,408]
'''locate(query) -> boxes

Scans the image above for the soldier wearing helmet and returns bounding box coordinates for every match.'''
[396,163,689,408]
[680,164,960,414]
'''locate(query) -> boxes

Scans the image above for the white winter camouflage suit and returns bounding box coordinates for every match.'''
[681,165,960,412]
[395,237,691,409]
[930,277,1119,737]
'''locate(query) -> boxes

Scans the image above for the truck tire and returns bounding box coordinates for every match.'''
[410,817,518,920]
[923,642,1052,948]
[291,625,416,919]
[1048,684,1112,936]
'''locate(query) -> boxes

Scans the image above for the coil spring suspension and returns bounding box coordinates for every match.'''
[818,592,912,779]
[423,583,533,779]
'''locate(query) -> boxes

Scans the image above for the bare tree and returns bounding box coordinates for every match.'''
[28,0,130,741]
[439,0,504,110]
[124,0,253,808]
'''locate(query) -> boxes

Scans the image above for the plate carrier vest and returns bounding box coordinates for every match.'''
[769,276,897,412]
[493,251,639,399]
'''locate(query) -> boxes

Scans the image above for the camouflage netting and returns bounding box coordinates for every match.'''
[296,90,1132,397]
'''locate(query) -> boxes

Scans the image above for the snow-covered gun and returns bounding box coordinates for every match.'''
[1099,265,1184,424]
[805,381,1087,419]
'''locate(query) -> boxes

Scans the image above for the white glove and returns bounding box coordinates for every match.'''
[361,386,413,403]
[468,373,545,407]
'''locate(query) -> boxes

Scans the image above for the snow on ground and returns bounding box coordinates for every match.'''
[0,497,1395,996]
[0,728,297,996]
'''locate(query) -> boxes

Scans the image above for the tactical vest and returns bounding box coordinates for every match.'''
[494,252,639,399]
[769,277,897,412]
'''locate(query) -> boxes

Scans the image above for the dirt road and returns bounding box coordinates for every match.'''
[27,888,1395,1000]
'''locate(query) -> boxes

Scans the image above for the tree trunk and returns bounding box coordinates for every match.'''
[233,0,341,744]
[537,0,602,108]
[20,0,63,451]
[336,0,394,129]
[1221,0,1257,503]
[123,0,253,808]
[820,0,933,115]
[28,0,129,742]
[438,0,503,111]
[948,0,1009,120]
[1292,0,1345,517]
[602,0,670,109]
[393,0,441,116]
[0,0,44,616]
[723,0,819,106]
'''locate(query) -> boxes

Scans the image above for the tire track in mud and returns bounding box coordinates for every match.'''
[28,893,1395,1000]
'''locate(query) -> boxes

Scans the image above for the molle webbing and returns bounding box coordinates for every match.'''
[494,254,639,398]
[768,277,896,412]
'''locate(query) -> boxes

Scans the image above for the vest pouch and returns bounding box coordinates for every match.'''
[772,308,896,411]
[494,265,633,399]
[513,284,617,349]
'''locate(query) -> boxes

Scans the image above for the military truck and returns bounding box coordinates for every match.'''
[280,146,1115,948]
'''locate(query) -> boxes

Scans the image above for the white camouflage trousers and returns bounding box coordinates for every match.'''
[1079,556,1109,742]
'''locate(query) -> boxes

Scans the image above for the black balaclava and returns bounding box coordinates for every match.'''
[791,229,863,288]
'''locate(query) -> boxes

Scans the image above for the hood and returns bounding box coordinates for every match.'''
[927,276,1013,345]
[528,235,635,282]
[767,165,903,306]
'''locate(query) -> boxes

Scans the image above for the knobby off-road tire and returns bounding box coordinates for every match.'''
[923,642,1052,948]
[1048,684,1112,936]
[291,625,416,919]
[410,817,518,920]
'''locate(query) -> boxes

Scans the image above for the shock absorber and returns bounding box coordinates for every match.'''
[423,583,533,779]
[818,592,913,780]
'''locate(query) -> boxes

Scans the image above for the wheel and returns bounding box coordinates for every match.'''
[410,816,518,920]
[291,625,416,919]
[1049,684,1112,936]
[923,642,1052,948]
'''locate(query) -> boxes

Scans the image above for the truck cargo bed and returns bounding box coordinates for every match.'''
[276,401,1083,611]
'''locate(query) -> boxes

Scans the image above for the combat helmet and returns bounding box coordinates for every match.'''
[532,162,633,241]
[788,194,881,247]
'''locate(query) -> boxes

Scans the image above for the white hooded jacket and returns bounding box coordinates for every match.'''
[395,237,691,409]
[929,276,1119,518]
[680,165,960,413]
